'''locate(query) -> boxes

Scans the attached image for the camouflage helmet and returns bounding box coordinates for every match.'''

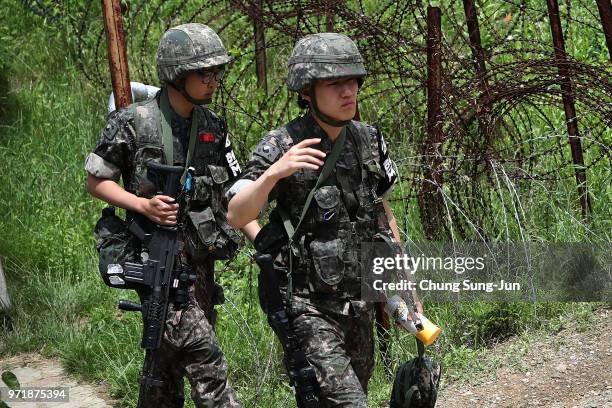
[156,23,230,84]
[287,32,367,91]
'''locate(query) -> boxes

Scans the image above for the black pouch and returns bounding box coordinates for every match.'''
[253,221,288,255]
[94,207,139,289]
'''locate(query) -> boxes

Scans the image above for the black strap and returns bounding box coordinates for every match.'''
[404,385,420,408]
[416,338,425,358]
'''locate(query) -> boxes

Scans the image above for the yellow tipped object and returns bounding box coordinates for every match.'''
[415,314,442,346]
[385,295,442,346]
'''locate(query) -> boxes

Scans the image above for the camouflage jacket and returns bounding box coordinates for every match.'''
[86,89,242,262]
[230,112,398,309]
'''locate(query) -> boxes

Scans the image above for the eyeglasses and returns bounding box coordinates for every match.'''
[195,68,225,83]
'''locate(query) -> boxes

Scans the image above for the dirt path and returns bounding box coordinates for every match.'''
[0,354,115,407]
[438,308,611,408]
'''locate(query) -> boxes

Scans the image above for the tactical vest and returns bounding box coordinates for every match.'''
[127,96,240,261]
[271,119,393,299]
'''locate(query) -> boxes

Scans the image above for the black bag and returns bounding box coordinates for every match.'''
[93,206,140,289]
[390,340,441,408]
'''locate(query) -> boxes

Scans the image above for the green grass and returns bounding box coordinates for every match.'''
[0,1,609,407]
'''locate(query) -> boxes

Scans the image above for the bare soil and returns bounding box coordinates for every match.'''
[438,308,611,408]
[1,309,609,407]
[0,353,116,407]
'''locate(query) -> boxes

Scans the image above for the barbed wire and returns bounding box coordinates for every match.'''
[19,0,610,239]
[35,0,608,239]
[16,1,611,404]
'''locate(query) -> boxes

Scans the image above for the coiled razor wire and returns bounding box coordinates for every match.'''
[19,0,611,403]
[23,0,612,240]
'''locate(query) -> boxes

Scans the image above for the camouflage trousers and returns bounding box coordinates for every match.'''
[141,298,242,408]
[288,297,375,408]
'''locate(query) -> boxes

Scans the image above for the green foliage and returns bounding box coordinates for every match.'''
[0,1,608,407]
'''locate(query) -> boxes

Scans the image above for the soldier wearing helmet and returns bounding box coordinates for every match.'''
[227,33,401,407]
[85,23,258,407]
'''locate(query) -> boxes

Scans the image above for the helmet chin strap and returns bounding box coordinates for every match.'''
[308,88,350,127]
[171,82,211,106]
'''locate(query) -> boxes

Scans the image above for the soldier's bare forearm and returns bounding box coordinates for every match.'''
[87,174,148,214]
[227,170,278,228]
[87,175,178,225]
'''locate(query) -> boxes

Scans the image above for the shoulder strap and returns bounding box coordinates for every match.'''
[159,87,174,166]
[279,126,346,245]
[275,126,344,299]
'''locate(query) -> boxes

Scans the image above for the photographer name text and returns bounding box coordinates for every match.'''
[372,279,521,293]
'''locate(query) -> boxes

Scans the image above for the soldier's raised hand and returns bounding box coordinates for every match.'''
[267,138,326,180]
[142,195,179,226]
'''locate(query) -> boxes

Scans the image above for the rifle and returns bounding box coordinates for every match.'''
[116,162,195,408]
[254,252,320,408]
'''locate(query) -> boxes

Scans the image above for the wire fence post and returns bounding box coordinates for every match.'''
[546,0,592,218]
[252,0,268,94]
[462,0,487,83]
[462,0,491,144]
[596,0,612,62]
[101,0,132,109]
[419,6,445,240]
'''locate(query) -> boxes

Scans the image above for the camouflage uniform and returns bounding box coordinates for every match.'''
[228,33,398,407]
[86,23,242,408]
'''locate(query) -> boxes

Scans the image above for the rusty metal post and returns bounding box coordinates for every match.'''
[546,0,592,218]
[596,0,612,62]
[462,0,491,151]
[462,0,487,81]
[101,0,132,109]
[419,6,444,240]
[252,0,268,94]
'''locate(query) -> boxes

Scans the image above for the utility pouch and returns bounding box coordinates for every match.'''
[94,207,139,289]
[313,185,340,225]
[190,175,212,204]
[190,165,229,206]
[186,207,241,262]
[308,237,345,293]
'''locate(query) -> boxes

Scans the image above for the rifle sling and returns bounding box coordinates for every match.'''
[279,126,346,246]
[277,126,345,299]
